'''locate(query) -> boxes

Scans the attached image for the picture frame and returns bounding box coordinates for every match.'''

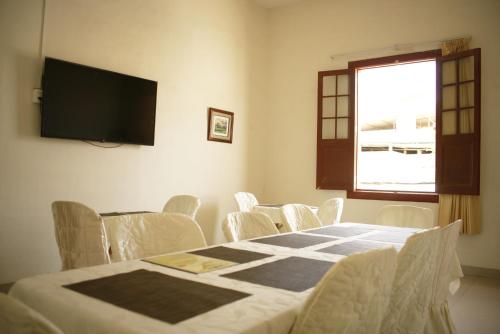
[207,107,234,143]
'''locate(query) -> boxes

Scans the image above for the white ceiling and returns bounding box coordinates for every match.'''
[253,0,301,8]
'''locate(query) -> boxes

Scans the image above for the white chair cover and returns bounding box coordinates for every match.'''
[281,204,322,231]
[162,195,201,219]
[0,293,63,334]
[317,198,344,226]
[51,201,111,270]
[425,220,463,334]
[111,213,207,261]
[380,227,441,334]
[376,205,434,228]
[223,212,279,242]
[234,192,259,212]
[291,247,398,334]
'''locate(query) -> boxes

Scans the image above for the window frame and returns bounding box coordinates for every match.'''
[347,50,442,203]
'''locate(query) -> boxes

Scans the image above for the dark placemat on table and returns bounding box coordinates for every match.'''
[250,233,336,248]
[64,269,249,324]
[317,240,401,256]
[100,211,153,217]
[222,256,334,292]
[189,246,272,264]
[361,231,415,244]
[305,225,372,238]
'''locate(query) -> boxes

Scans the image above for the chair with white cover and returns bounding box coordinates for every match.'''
[0,293,63,334]
[291,247,398,334]
[112,212,207,261]
[234,192,259,212]
[376,205,434,229]
[222,212,279,242]
[317,198,344,226]
[425,219,463,334]
[380,227,441,334]
[281,204,322,231]
[162,195,201,219]
[51,201,111,270]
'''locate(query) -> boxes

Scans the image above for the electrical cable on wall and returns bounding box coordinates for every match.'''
[82,140,123,149]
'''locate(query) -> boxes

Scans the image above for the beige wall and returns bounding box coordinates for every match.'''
[264,0,500,269]
[1,0,499,284]
[0,0,268,283]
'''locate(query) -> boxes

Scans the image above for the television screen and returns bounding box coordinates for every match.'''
[41,57,157,146]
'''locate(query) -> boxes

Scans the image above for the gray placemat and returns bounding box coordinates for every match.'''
[317,240,401,256]
[189,246,272,264]
[222,257,334,292]
[64,269,250,324]
[100,211,153,217]
[361,231,415,244]
[250,233,336,248]
[305,225,373,238]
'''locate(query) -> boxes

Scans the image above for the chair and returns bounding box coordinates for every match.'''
[0,293,63,334]
[291,247,398,334]
[222,212,279,242]
[281,204,322,231]
[162,195,201,219]
[51,201,111,270]
[425,220,463,334]
[234,192,259,212]
[376,205,434,229]
[317,198,344,226]
[112,212,207,261]
[380,227,441,334]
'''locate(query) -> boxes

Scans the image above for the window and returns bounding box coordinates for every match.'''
[316,49,481,202]
[356,60,436,193]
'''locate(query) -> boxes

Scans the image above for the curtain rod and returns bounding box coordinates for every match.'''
[329,36,471,60]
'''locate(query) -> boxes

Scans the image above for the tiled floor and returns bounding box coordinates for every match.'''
[449,275,500,334]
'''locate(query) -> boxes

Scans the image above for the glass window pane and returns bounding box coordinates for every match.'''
[337,96,348,117]
[322,119,335,139]
[459,56,474,81]
[322,97,336,117]
[442,86,456,110]
[322,75,336,96]
[337,74,348,95]
[337,118,348,139]
[442,111,457,135]
[442,60,456,85]
[459,82,474,108]
[459,108,474,134]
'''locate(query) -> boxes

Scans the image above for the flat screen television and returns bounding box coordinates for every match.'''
[41,57,157,146]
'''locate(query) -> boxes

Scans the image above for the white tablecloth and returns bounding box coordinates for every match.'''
[9,223,462,334]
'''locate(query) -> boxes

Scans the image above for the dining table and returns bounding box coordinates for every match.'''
[8,223,462,334]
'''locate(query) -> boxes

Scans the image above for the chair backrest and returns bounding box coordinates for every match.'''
[291,247,398,334]
[281,204,322,231]
[376,205,434,228]
[222,212,279,242]
[380,227,441,334]
[425,219,463,334]
[0,293,63,334]
[162,195,201,219]
[317,198,344,226]
[51,201,111,270]
[233,192,259,212]
[112,212,207,261]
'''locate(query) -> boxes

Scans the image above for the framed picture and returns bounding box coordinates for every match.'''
[207,107,234,143]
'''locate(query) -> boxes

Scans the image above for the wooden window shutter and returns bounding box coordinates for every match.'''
[436,48,481,195]
[316,69,354,190]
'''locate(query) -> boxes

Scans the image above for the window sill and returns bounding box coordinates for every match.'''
[347,190,439,203]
